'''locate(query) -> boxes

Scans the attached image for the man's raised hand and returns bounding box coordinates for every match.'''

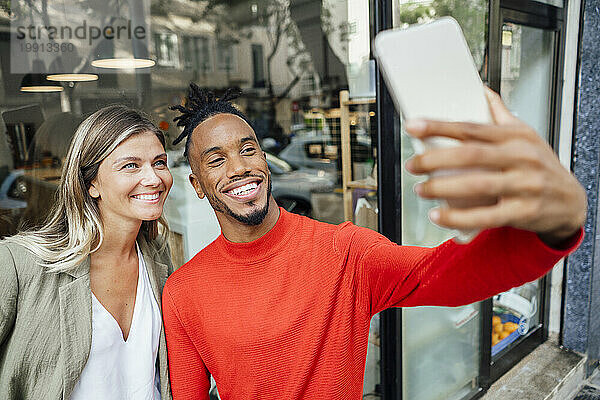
[405,88,587,247]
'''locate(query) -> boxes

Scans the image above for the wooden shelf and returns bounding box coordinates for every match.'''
[340,90,378,222]
[342,98,376,106]
[347,179,377,190]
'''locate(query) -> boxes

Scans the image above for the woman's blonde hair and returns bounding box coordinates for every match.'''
[6,105,169,273]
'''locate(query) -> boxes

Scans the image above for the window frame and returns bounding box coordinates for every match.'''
[374,0,567,398]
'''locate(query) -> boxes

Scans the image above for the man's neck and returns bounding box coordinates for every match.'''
[218,197,281,243]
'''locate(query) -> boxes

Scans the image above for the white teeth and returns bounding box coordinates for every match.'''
[229,182,258,196]
[133,193,159,200]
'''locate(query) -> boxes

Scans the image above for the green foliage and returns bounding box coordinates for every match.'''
[0,0,10,15]
[433,0,487,68]
[396,3,434,25]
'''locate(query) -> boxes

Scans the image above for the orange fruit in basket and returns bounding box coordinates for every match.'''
[504,322,519,334]
[493,323,503,334]
[492,333,500,346]
[492,316,502,327]
[499,330,511,340]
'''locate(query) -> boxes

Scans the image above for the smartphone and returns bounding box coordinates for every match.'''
[374,17,492,243]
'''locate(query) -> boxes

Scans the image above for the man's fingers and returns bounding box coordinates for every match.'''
[430,198,525,231]
[405,89,536,143]
[407,140,545,174]
[405,118,533,143]
[416,171,504,200]
[415,170,544,200]
[484,87,518,126]
[402,86,588,239]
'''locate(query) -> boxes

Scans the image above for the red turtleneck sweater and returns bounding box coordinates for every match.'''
[162,208,581,399]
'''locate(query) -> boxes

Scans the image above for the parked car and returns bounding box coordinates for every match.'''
[0,170,27,237]
[277,134,372,179]
[266,152,336,217]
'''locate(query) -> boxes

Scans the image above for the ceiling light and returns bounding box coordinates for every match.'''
[20,59,64,93]
[47,74,99,82]
[20,86,64,93]
[91,58,155,69]
[20,74,63,93]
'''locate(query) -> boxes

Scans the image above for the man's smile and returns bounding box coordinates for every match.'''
[222,177,263,202]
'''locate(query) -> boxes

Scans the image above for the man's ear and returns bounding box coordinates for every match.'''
[189,173,206,199]
[88,183,100,199]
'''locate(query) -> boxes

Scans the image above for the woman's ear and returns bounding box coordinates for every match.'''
[88,183,100,199]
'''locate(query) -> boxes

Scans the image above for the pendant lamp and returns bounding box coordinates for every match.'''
[91,16,154,69]
[20,59,64,93]
[45,54,98,82]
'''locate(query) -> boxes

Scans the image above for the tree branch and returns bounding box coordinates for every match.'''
[275,73,302,103]
[23,0,43,19]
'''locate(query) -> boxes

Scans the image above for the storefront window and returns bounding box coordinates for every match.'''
[155,32,180,67]
[494,22,555,357]
[393,1,488,399]
[0,0,379,396]
[216,40,236,72]
[183,36,212,72]
[393,0,488,78]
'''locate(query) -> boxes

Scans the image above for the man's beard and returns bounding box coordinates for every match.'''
[206,175,272,226]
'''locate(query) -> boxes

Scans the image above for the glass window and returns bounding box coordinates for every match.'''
[393,0,488,77]
[493,22,556,357]
[216,40,236,73]
[0,0,379,396]
[197,37,212,73]
[393,2,489,400]
[500,23,554,140]
[154,32,180,68]
[183,36,213,72]
[182,36,195,69]
[251,43,265,88]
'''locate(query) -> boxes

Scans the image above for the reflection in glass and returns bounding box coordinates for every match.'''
[393,2,489,399]
[535,0,563,7]
[393,0,488,78]
[501,23,554,140]
[493,23,555,357]
[154,32,180,68]
[183,36,212,73]
[400,129,481,400]
[0,0,380,396]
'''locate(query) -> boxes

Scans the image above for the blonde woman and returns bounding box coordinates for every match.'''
[0,106,174,399]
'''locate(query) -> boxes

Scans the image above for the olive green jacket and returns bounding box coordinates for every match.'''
[0,237,174,400]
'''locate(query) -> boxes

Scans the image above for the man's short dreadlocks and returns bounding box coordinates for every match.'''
[170,83,253,158]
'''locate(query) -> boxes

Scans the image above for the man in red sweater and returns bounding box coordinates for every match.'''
[163,84,586,399]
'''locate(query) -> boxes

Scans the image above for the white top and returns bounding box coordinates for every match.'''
[71,244,162,400]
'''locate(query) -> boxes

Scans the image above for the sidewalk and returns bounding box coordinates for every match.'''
[481,339,585,400]
[480,337,600,400]
[570,369,600,400]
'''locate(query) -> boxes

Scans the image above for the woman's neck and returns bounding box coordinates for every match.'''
[91,218,142,269]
